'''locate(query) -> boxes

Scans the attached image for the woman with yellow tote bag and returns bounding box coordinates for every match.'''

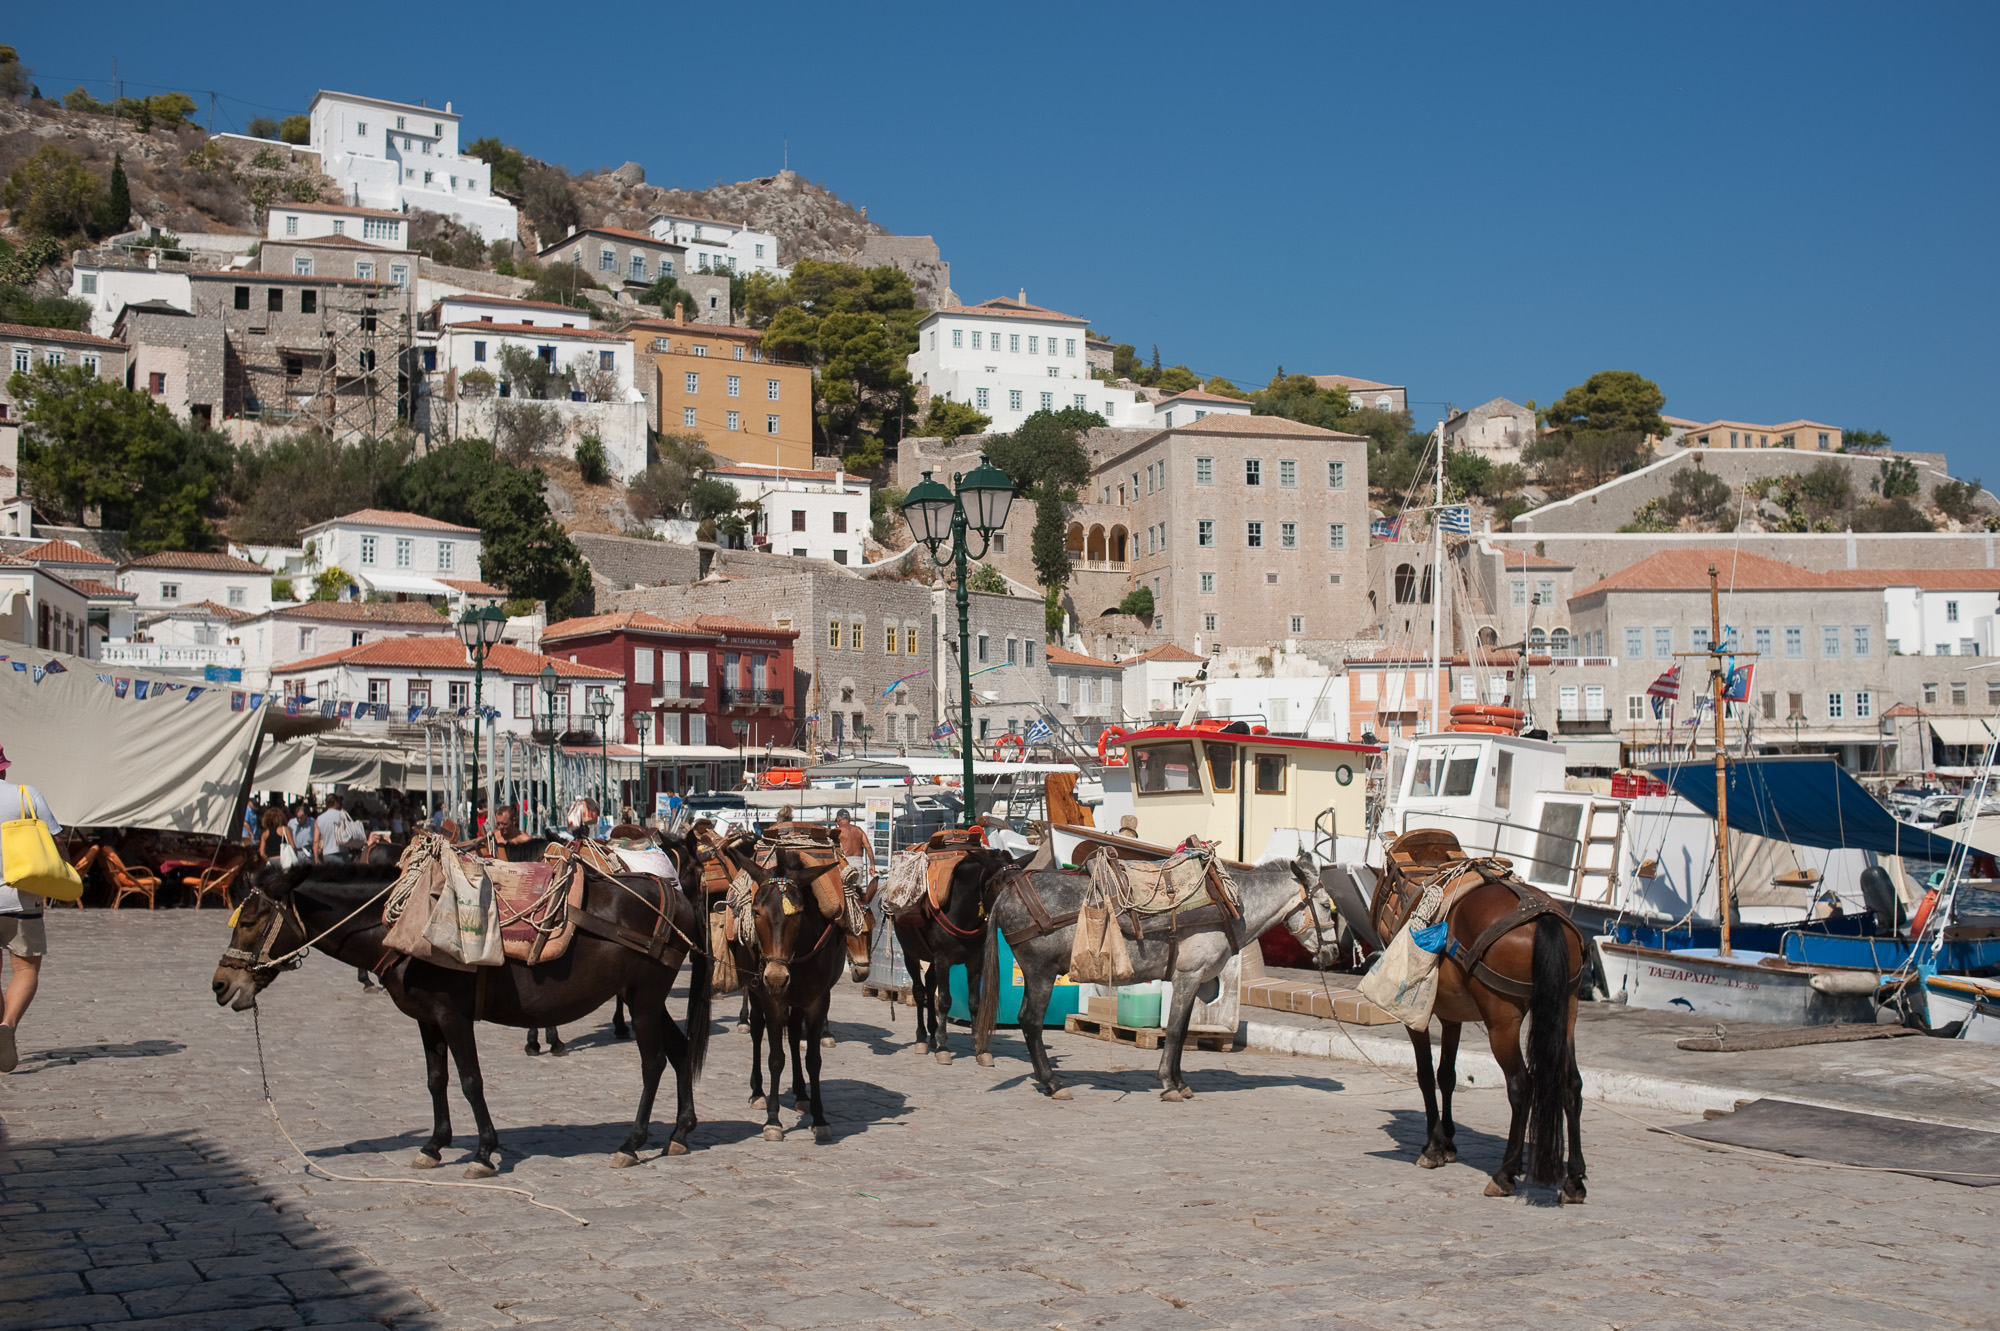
[0,745,71,1074]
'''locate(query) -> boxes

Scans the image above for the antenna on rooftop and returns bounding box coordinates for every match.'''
[783,138,788,171]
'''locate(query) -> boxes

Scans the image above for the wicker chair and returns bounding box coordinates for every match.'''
[102,848,162,910]
[69,844,101,908]
[190,856,241,909]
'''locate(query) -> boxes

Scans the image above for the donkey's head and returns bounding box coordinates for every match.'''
[749,875,837,996]
[210,860,309,1011]
[1279,854,1343,970]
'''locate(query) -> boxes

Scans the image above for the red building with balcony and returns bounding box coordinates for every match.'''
[542,611,800,778]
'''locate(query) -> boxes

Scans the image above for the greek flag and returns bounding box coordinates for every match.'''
[1025,719,1052,745]
[1439,505,1472,534]
[1370,516,1401,542]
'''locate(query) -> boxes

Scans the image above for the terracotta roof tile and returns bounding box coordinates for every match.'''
[1818,569,2000,591]
[689,615,800,638]
[439,578,504,595]
[932,297,1088,325]
[300,509,480,535]
[1568,549,1828,601]
[121,551,271,574]
[18,538,114,566]
[627,317,763,342]
[1162,414,1363,440]
[139,600,256,625]
[272,638,621,678]
[0,322,127,350]
[70,578,134,599]
[1157,389,1250,406]
[1045,644,1119,668]
[1124,644,1205,664]
[271,600,448,625]
[271,199,410,220]
[1311,374,1403,393]
[544,610,718,641]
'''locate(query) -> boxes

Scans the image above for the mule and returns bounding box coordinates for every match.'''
[978,853,1339,1101]
[1365,829,1587,1202]
[211,838,713,1176]
[711,832,847,1142]
[893,846,1015,1066]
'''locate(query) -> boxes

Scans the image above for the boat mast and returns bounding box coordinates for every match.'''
[1708,565,1734,957]
[1429,421,1445,735]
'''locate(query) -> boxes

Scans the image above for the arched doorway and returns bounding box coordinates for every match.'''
[1086,525,1106,563]
[1066,523,1085,558]
[1110,526,1128,564]
[1393,564,1417,603]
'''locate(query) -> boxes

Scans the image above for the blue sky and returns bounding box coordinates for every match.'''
[13,3,1997,467]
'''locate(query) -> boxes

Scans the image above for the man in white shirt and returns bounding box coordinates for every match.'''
[0,746,61,1074]
[313,795,360,864]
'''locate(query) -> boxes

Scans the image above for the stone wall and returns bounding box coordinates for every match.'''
[1515,447,1984,534]
[680,273,733,326]
[441,397,648,481]
[942,589,1053,742]
[417,258,532,299]
[857,235,954,310]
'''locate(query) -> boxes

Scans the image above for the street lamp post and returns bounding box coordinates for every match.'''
[540,662,561,834]
[588,691,615,825]
[900,456,1015,826]
[457,605,507,839]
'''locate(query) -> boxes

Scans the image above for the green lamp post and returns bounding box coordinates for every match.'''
[900,454,1015,825]
[456,604,507,834]
[539,662,561,833]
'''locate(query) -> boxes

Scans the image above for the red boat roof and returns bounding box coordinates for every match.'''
[1110,724,1379,755]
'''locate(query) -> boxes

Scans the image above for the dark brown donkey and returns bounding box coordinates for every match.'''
[211,835,712,1176]
[893,843,1015,1065]
[1369,828,1588,1202]
[710,831,847,1142]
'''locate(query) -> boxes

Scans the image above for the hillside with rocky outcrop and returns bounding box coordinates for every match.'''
[566,163,887,267]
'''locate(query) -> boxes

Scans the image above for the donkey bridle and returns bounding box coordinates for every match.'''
[217,886,307,974]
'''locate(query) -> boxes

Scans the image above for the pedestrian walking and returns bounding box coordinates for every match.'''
[0,745,62,1074]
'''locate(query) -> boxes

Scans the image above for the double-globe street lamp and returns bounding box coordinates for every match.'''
[588,690,616,826]
[900,455,1015,824]
[457,605,507,836]
[539,662,561,834]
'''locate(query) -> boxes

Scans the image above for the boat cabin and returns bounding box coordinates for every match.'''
[1108,720,1375,863]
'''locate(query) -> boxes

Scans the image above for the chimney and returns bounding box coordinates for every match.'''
[1018,287,1027,304]
[674,302,684,325]
[445,101,452,113]
[146,249,159,271]
[567,224,577,238]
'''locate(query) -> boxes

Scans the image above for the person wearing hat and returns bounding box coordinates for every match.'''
[0,745,62,1074]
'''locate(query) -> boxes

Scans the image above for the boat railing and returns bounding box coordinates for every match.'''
[1394,808,1582,890]
[1312,806,1337,864]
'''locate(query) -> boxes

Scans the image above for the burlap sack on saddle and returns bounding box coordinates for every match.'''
[763,823,848,919]
[382,836,472,970]
[1358,917,1449,1029]
[422,851,505,968]
[487,855,586,965]
[724,869,757,947]
[878,848,930,917]
[1069,902,1135,986]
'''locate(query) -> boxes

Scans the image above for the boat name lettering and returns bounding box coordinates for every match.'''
[1642,962,1759,990]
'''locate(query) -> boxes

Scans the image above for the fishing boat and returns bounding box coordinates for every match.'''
[1917,975,2000,1042]
[1591,943,1883,1025]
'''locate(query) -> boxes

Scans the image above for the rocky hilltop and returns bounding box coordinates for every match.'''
[570,165,886,266]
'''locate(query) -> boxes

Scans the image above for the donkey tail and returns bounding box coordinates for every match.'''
[974,905,1001,1053]
[1525,912,1573,1187]
[680,871,713,1081]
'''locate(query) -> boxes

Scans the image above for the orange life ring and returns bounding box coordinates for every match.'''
[1451,704,1524,722]
[1098,725,1129,766]
[1447,722,1516,734]
[991,733,1026,761]
[1909,887,1941,940]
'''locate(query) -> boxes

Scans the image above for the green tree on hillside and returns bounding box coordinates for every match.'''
[987,407,1102,629]
[102,155,130,235]
[391,437,587,611]
[2,145,109,238]
[921,396,991,439]
[745,258,921,463]
[229,432,410,543]
[1526,370,1666,494]
[467,137,526,193]
[278,114,311,145]
[10,362,232,551]
[1844,427,1891,453]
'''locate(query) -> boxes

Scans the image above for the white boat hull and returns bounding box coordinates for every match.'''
[1923,978,2000,1042]
[1594,938,1881,1026]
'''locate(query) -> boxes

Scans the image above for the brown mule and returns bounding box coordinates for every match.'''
[1370,828,1588,1203]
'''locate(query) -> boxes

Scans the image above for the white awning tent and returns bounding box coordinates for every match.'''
[359,573,457,597]
[0,649,332,834]
[1929,718,1999,748]
[308,735,414,789]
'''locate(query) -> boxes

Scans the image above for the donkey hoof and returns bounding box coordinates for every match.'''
[1159,1089,1182,1102]
[464,1160,498,1180]
[812,1125,833,1144]
[1416,1151,1446,1170]
[820,1035,836,1048]
[735,1023,750,1034]
[549,1044,569,1058]
[976,1053,995,1067]
[666,1140,689,1157]
[523,1046,542,1057]
[609,1151,639,1169]
[1483,1176,1515,1198]
[1560,1181,1587,1205]
[1175,1086,1195,1100]
[934,1051,954,1065]
[762,1125,784,1142]
[1049,1087,1073,1101]
[793,1094,809,1110]
[748,1095,766,1110]
[410,1152,441,1171]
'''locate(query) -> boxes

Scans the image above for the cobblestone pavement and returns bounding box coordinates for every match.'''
[3,911,1998,1330]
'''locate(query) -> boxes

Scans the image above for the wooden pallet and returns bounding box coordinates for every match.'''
[1063,1013,1240,1052]
[861,982,916,1007]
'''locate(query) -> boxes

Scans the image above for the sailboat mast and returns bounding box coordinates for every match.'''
[1709,565,1734,956]
[1429,422,1445,734]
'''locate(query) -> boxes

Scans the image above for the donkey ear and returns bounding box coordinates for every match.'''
[1288,857,1315,889]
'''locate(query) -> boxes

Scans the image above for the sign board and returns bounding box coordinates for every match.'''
[204,666,243,683]
[655,792,679,820]
[865,793,894,860]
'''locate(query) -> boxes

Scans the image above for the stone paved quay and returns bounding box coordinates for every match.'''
[4,911,1999,1330]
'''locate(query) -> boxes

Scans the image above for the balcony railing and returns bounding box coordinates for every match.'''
[99,643,245,669]
[1556,707,1613,730]
[720,687,785,709]
[654,682,707,706]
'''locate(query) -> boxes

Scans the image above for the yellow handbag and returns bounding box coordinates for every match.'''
[3,789,84,903]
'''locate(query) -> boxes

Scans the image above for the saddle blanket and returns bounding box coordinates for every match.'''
[1089,846,1234,917]
[879,848,930,917]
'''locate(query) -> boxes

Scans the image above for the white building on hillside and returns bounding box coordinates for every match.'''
[1444,398,1538,464]
[1150,389,1251,429]
[307,91,519,243]
[707,464,870,566]
[647,214,785,275]
[266,201,411,250]
[297,510,484,600]
[117,552,277,616]
[906,294,1154,432]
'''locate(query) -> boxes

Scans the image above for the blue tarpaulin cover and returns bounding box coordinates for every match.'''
[1647,756,1963,863]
